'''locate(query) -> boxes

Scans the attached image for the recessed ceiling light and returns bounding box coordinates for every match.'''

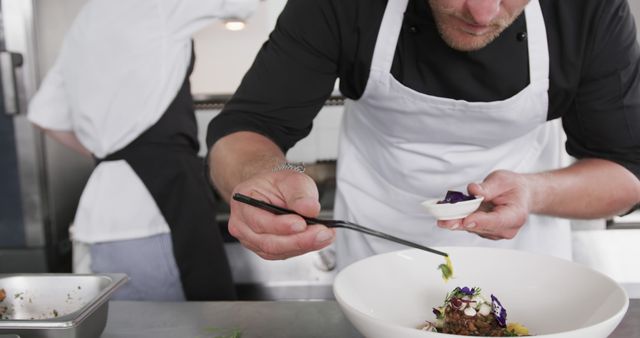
[224,19,246,31]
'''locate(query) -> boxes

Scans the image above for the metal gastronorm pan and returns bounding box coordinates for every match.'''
[0,273,127,338]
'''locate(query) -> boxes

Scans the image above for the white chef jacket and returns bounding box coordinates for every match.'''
[27,0,257,243]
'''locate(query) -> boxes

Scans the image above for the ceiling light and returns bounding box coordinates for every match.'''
[224,19,246,31]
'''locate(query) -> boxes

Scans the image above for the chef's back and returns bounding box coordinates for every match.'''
[27,0,258,301]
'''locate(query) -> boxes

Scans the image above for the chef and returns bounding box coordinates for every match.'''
[207,0,640,268]
[27,0,257,300]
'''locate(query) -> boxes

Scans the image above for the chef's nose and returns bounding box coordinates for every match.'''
[465,0,501,26]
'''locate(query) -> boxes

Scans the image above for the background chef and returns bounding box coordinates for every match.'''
[28,0,257,300]
[206,0,640,268]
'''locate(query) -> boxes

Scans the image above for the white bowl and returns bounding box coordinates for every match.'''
[421,197,484,220]
[333,247,628,338]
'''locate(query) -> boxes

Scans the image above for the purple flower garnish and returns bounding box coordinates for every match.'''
[491,294,507,327]
[459,287,474,296]
[437,191,475,204]
[450,297,465,310]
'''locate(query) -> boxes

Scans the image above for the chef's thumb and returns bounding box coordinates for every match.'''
[279,172,321,217]
[468,172,508,201]
[285,192,321,218]
[467,181,489,200]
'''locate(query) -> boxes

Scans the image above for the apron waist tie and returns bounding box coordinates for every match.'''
[91,141,236,300]
[94,143,196,165]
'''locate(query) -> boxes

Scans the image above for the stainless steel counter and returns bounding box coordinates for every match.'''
[102,301,362,338]
[102,300,639,338]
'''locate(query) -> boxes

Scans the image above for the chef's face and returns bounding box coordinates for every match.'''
[428,0,529,51]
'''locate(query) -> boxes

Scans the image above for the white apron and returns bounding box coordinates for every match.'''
[334,0,572,269]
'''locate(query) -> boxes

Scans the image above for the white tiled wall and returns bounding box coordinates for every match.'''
[196,105,344,162]
[573,229,640,298]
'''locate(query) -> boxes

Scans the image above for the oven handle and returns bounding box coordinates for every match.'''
[1,50,24,115]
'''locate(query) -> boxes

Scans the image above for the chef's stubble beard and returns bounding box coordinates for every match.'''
[436,24,503,51]
[429,2,524,52]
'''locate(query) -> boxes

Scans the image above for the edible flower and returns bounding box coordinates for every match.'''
[459,286,474,296]
[437,190,475,204]
[491,294,507,327]
[447,286,480,299]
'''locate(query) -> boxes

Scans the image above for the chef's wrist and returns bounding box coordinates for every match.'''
[523,172,552,214]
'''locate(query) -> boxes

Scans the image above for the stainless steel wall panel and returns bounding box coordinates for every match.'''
[2,0,46,249]
[0,108,25,247]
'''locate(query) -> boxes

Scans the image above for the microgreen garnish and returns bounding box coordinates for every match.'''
[445,286,481,302]
[202,327,243,338]
[437,256,454,282]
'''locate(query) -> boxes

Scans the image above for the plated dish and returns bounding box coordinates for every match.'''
[333,247,628,338]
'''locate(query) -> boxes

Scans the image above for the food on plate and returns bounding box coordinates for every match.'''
[0,288,5,302]
[419,286,530,336]
[437,256,454,282]
[437,191,476,204]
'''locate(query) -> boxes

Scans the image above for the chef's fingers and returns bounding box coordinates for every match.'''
[467,182,487,199]
[278,173,322,217]
[461,204,525,239]
[229,199,312,236]
[231,220,335,260]
[468,170,520,202]
[436,219,464,230]
[283,195,321,224]
[436,202,493,230]
[249,228,336,260]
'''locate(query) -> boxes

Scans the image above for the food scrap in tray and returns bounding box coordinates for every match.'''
[0,288,8,320]
[419,286,530,336]
[0,288,64,320]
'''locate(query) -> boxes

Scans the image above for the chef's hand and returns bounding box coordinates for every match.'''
[437,170,531,240]
[228,170,336,260]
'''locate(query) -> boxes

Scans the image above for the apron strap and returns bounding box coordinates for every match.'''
[370,0,409,74]
[524,0,549,82]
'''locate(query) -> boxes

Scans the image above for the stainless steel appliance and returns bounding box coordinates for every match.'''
[0,0,47,272]
[0,0,92,273]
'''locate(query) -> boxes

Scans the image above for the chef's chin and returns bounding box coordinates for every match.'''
[436,25,504,52]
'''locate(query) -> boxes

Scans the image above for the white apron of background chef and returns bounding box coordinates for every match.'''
[333,0,572,269]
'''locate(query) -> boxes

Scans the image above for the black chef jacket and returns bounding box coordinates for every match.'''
[207,0,640,179]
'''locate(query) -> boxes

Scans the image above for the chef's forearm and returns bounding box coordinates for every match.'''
[42,129,92,158]
[208,131,286,201]
[527,158,640,219]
